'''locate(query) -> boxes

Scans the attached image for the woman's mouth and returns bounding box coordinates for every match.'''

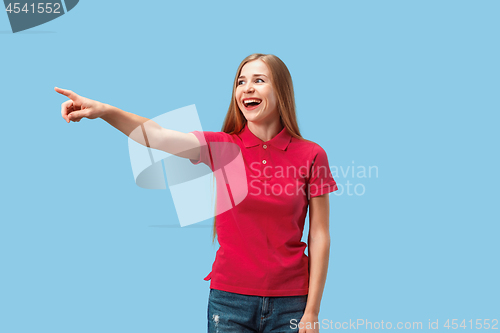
[243,98,262,111]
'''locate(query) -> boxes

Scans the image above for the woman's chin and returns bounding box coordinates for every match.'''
[242,112,259,122]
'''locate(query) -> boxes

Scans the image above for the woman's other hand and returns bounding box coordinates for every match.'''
[55,87,107,123]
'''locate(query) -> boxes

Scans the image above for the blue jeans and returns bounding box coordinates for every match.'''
[207,288,308,333]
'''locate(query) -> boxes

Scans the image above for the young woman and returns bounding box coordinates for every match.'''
[55,53,338,333]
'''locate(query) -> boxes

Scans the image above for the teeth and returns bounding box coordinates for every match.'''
[243,99,262,106]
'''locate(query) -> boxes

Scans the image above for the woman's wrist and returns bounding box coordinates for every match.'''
[304,309,320,317]
[100,103,115,121]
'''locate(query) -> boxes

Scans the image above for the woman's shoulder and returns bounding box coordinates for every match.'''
[189,130,236,143]
[289,135,326,154]
[289,136,335,169]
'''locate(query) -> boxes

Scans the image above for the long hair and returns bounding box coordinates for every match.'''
[211,54,308,244]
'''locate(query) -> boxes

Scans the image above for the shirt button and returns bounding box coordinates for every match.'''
[262,160,267,164]
[263,144,267,149]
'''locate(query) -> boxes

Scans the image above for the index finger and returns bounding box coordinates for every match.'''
[54,87,79,101]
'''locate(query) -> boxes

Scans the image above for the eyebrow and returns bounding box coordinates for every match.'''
[238,74,268,79]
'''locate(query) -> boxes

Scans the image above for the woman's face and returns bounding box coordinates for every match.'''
[235,59,279,125]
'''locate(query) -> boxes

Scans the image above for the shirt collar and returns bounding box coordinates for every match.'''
[238,123,292,151]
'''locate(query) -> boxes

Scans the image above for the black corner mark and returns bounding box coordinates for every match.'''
[4,0,79,33]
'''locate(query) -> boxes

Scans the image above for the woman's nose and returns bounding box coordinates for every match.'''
[244,82,255,93]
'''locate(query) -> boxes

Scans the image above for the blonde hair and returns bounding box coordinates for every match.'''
[211,53,309,244]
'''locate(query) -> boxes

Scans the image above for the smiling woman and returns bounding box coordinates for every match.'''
[55,53,338,333]
[189,54,338,333]
[236,60,279,128]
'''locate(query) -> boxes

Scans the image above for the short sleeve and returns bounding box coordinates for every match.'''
[308,145,338,199]
[188,131,232,170]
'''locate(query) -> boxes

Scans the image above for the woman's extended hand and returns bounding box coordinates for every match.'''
[55,87,107,123]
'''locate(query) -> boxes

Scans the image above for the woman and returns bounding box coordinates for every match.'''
[55,53,338,333]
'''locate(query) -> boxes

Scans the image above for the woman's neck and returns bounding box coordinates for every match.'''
[246,118,284,142]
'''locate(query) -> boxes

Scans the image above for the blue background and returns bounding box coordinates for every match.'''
[1,0,499,332]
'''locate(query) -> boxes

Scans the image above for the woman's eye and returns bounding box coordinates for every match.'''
[237,78,263,85]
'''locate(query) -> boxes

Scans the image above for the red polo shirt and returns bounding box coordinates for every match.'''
[189,123,338,296]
